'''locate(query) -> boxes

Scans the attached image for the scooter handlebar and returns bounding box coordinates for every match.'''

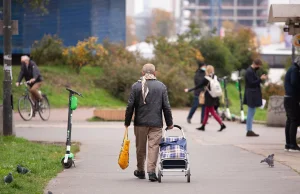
[66,88,83,97]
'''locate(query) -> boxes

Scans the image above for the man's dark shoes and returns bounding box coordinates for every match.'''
[288,145,300,152]
[284,144,290,151]
[196,125,205,131]
[246,131,259,137]
[134,170,145,179]
[148,172,158,182]
[187,118,191,124]
[218,123,226,132]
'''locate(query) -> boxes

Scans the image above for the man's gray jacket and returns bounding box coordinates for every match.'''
[125,79,173,128]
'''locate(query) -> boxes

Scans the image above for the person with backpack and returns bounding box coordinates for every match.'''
[185,65,226,132]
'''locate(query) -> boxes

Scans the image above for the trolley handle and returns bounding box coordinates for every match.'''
[163,125,185,138]
[165,124,182,131]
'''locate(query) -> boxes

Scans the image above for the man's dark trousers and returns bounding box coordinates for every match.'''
[187,96,205,123]
[284,97,300,147]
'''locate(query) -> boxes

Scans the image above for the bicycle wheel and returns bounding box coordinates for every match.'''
[38,95,50,121]
[18,96,33,121]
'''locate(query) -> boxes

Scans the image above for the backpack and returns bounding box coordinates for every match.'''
[205,75,223,98]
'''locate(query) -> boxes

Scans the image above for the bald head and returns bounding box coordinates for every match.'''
[21,55,30,65]
[142,63,155,75]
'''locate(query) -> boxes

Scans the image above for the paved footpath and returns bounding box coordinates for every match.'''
[14,109,300,194]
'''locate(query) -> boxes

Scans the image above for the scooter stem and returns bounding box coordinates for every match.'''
[65,92,73,162]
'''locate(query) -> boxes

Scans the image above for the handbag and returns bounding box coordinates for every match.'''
[199,83,209,105]
[199,91,205,105]
[118,127,130,170]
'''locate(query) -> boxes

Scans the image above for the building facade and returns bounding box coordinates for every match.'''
[0,0,126,54]
[180,0,269,34]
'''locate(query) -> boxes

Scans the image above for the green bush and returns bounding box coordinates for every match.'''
[63,37,108,74]
[146,34,205,106]
[196,36,235,77]
[98,42,147,102]
[262,83,285,108]
[30,34,64,65]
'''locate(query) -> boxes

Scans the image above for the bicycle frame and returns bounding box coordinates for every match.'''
[20,82,37,110]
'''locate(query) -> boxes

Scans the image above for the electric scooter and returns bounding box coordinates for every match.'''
[235,71,247,124]
[61,88,83,169]
[219,76,236,121]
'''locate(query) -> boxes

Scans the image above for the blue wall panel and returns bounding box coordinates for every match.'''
[91,0,110,42]
[108,0,126,43]
[0,0,126,54]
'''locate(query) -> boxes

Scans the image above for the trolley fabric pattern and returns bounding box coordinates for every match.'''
[157,125,191,183]
[160,137,187,159]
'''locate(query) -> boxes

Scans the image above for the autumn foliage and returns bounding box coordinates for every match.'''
[62,37,108,73]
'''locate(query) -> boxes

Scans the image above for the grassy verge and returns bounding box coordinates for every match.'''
[87,116,124,122]
[0,65,267,121]
[0,136,80,194]
[225,83,267,121]
[0,65,125,109]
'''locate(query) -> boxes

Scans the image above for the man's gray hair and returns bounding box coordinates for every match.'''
[21,55,30,62]
[142,63,155,74]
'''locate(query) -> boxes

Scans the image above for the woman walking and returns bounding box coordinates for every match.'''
[185,65,226,132]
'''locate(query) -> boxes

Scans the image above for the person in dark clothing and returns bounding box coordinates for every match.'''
[185,65,226,132]
[16,56,43,105]
[243,58,267,137]
[283,56,300,152]
[125,63,173,182]
[187,61,206,124]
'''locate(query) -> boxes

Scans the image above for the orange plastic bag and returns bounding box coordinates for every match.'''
[118,127,130,170]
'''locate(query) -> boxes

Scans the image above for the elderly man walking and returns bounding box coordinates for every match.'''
[125,63,173,182]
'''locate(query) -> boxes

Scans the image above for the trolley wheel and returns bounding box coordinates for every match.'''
[187,169,191,183]
[158,170,162,183]
[61,157,73,169]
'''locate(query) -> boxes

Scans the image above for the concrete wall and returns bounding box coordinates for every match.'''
[266,96,286,127]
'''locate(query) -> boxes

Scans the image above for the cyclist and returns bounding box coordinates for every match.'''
[16,55,43,110]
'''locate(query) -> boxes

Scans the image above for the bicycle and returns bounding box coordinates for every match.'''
[18,81,50,121]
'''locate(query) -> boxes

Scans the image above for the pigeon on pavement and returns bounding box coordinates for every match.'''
[260,154,274,167]
[4,172,13,184]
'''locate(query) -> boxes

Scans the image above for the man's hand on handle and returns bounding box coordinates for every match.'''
[29,78,36,83]
[15,82,19,87]
[167,125,174,129]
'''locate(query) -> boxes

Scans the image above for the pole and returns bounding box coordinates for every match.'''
[3,0,13,136]
[292,44,295,63]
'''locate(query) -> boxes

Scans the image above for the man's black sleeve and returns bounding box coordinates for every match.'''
[125,84,136,126]
[162,85,173,127]
[31,61,40,80]
[245,69,261,88]
[188,78,208,92]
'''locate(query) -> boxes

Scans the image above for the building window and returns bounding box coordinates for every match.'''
[237,0,254,6]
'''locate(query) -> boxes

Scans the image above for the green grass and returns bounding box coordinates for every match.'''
[0,65,125,109]
[87,116,124,122]
[0,136,80,194]
[0,65,266,121]
[225,83,267,121]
